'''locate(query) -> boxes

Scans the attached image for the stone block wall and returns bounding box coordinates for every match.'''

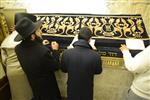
[1,0,150,36]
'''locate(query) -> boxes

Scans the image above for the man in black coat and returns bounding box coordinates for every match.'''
[60,27,103,100]
[14,17,61,100]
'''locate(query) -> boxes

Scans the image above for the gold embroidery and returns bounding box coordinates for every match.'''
[36,14,149,39]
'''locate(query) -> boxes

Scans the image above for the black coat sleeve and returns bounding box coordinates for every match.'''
[43,50,60,71]
[51,50,61,62]
[94,54,102,74]
[60,52,68,73]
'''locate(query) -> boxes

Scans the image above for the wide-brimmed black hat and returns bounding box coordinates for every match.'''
[14,17,42,41]
[78,27,92,41]
[15,12,36,25]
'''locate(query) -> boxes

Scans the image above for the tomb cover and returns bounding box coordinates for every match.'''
[35,13,150,68]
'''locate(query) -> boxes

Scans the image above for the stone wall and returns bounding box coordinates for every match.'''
[1,0,150,36]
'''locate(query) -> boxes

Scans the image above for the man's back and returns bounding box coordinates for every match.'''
[61,39,102,100]
[15,40,61,100]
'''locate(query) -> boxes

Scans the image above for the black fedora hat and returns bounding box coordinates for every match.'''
[14,17,42,41]
[15,13,37,25]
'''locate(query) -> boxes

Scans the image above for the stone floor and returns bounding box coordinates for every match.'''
[56,67,134,100]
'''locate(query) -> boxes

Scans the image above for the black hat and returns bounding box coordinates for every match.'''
[78,27,92,41]
[14,13,36,25]
[14,17,42,41]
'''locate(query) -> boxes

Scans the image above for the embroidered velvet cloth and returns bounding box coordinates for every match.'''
[35,13,150,67]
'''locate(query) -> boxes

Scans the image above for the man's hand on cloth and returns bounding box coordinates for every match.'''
[51,41,59,50]
[42,39,50,45]
[119,44,129,52]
